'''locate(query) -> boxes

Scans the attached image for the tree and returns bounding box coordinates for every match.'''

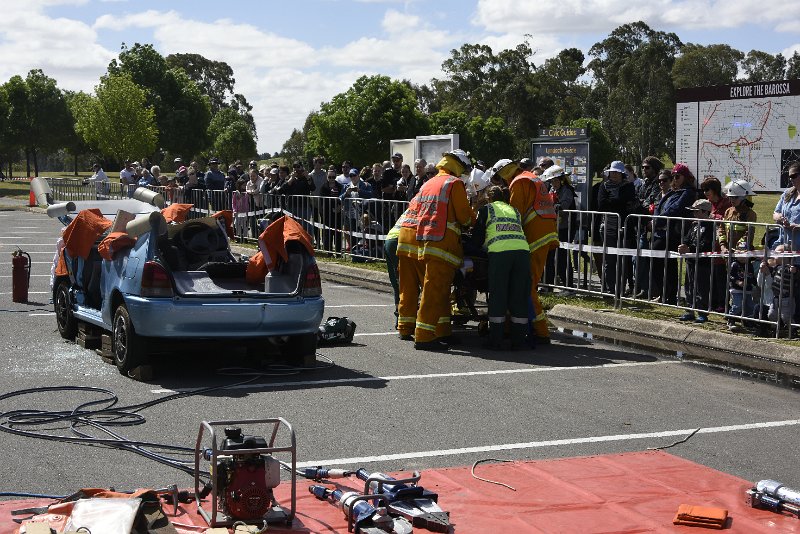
[63,91,94,175]
[73,74,158,164]
[166,52,234,114]
[587,21,683,164]
[213,121,257,167]
[208,107,257,166]
[741,50,787,82]
[108,43,212,158]
[672,44,743,89]
[428,110,514,164]
[305,75,429,164]
[432,41,541,139]
[787,51,800,80]
[535,48,591,127]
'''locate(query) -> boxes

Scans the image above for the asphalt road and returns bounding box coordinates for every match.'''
[0,209,798,499]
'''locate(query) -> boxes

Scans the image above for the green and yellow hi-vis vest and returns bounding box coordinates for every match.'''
[484,201,529,253]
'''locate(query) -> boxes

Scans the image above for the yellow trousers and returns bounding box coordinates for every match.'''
[529,246,550,338]
[398,255,455,342]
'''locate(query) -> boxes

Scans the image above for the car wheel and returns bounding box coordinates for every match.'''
[281,333,318,366]
[54,281,77,340]
[112,304,148,374]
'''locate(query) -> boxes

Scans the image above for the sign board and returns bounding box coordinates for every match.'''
[532,132,590,211]
[390,139,415,165]
[676,79,800,191]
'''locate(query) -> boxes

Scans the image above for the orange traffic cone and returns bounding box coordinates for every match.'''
[28,177,36,207]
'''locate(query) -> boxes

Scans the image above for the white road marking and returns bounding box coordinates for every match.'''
[0,274,51,277]
[150,360,679,394]
[326,304,393,308]
[354,331,398,336]
[0,291,49,295]
[0,244,54,247]
[0,235,48,238]
[29,312,55,316]
[0,251,55,254]
[295,419,800,467]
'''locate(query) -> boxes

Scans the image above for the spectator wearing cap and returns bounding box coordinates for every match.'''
[519,158,533,171]
[631,156,665,298]
[677,199,715,323]
[173,157,183,173]
[596,161,637,295]
[204,157,225,191]
[390,152,403,172]
[649,163,698,305]
[336,160,353,187]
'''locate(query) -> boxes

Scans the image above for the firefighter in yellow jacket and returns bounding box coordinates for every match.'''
[397,149,475,350]
[491,159,559,344]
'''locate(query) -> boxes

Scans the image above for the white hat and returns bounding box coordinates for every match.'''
[542,165,565,180]
[604,160,626,176]
[469,168,489,193]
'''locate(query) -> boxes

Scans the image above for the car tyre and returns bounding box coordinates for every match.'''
[281,333,317,366]
[54,280,77,340]
[113,303,148,374]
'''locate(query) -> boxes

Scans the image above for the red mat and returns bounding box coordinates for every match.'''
[3,451,797,533]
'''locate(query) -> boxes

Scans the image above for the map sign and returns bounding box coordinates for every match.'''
[676,80,800,191]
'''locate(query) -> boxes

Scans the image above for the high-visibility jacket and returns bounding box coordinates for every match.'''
[509,171,559,253]
[386,209,406,240]
[484,201,529,253]
[397,171,474,267]
[401,173,462,242]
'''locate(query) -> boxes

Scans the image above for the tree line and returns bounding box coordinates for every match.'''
[0,43,257,177]
[284,21,800,176]
[0,21,798,179]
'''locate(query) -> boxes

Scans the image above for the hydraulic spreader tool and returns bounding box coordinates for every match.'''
[309,485,413,534]
[303,466,452,532]
[746,479,800,519]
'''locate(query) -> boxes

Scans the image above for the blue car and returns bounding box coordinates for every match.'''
[36,180,325,375]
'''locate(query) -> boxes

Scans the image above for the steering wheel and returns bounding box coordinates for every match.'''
[178,222,221,255]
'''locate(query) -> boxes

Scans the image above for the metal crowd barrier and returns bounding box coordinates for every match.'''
[46,178,800,338]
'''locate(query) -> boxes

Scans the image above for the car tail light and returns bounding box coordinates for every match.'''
[141,261,174,297]
[302,262,322,297]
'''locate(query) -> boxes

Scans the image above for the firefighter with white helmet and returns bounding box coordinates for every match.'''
[396,149,476,350]
[718,177,757,253]
[508,157,559,344]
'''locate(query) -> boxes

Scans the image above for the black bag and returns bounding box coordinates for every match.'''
[317,316,357,344]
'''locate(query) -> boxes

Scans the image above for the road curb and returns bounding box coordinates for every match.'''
[549,303,800,378]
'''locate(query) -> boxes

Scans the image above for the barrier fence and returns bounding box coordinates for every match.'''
[47,178,799,338]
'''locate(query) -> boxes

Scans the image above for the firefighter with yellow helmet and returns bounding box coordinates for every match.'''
[486,158,559,344]
[396,149,476,350]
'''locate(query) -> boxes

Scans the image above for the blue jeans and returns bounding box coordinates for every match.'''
[729,290,754,319]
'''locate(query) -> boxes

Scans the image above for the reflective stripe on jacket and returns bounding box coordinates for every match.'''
[509,171,557,224]
[484,202,529,253]
[401,173,461,241]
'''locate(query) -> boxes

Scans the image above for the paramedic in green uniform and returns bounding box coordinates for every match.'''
[471,185,532,350]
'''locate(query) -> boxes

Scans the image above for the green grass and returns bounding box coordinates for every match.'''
[0,180,31,200]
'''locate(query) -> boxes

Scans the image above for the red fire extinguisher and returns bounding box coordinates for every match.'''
[12,248,32,303]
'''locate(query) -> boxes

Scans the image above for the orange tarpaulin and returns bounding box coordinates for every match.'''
[212,210,234,239]
[257,215,314,271]
[61,209,112,260]
[161,203,193,224]
[97,231,137,260]
[245,251,267,285]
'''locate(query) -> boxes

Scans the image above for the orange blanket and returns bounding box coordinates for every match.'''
[212,210,234,239]
[97,231,137,261]
[61,209,112,260]
[257,215,314,271]
[160,203,193,224]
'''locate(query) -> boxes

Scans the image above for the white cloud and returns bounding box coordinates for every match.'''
[382,9,421,33]
[783,43,800,57]
[474,0,800,33]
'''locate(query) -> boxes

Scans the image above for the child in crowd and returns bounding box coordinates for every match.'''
[677,199,715,323]
[232,178,250,240]
[727,241,757,332]
[761,244,799,334]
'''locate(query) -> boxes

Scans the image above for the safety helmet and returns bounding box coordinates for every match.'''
[725,178,755,198]
[444,149,472,172]
[485,159,520,185]
[542,165,566,181]
[469,168,489,194]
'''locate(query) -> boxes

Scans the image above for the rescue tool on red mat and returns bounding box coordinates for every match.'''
[746,479,800,519]
[308,485,412,534]
[304,467,451,532]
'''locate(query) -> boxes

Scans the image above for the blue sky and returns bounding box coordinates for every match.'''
[2,0,798,154]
